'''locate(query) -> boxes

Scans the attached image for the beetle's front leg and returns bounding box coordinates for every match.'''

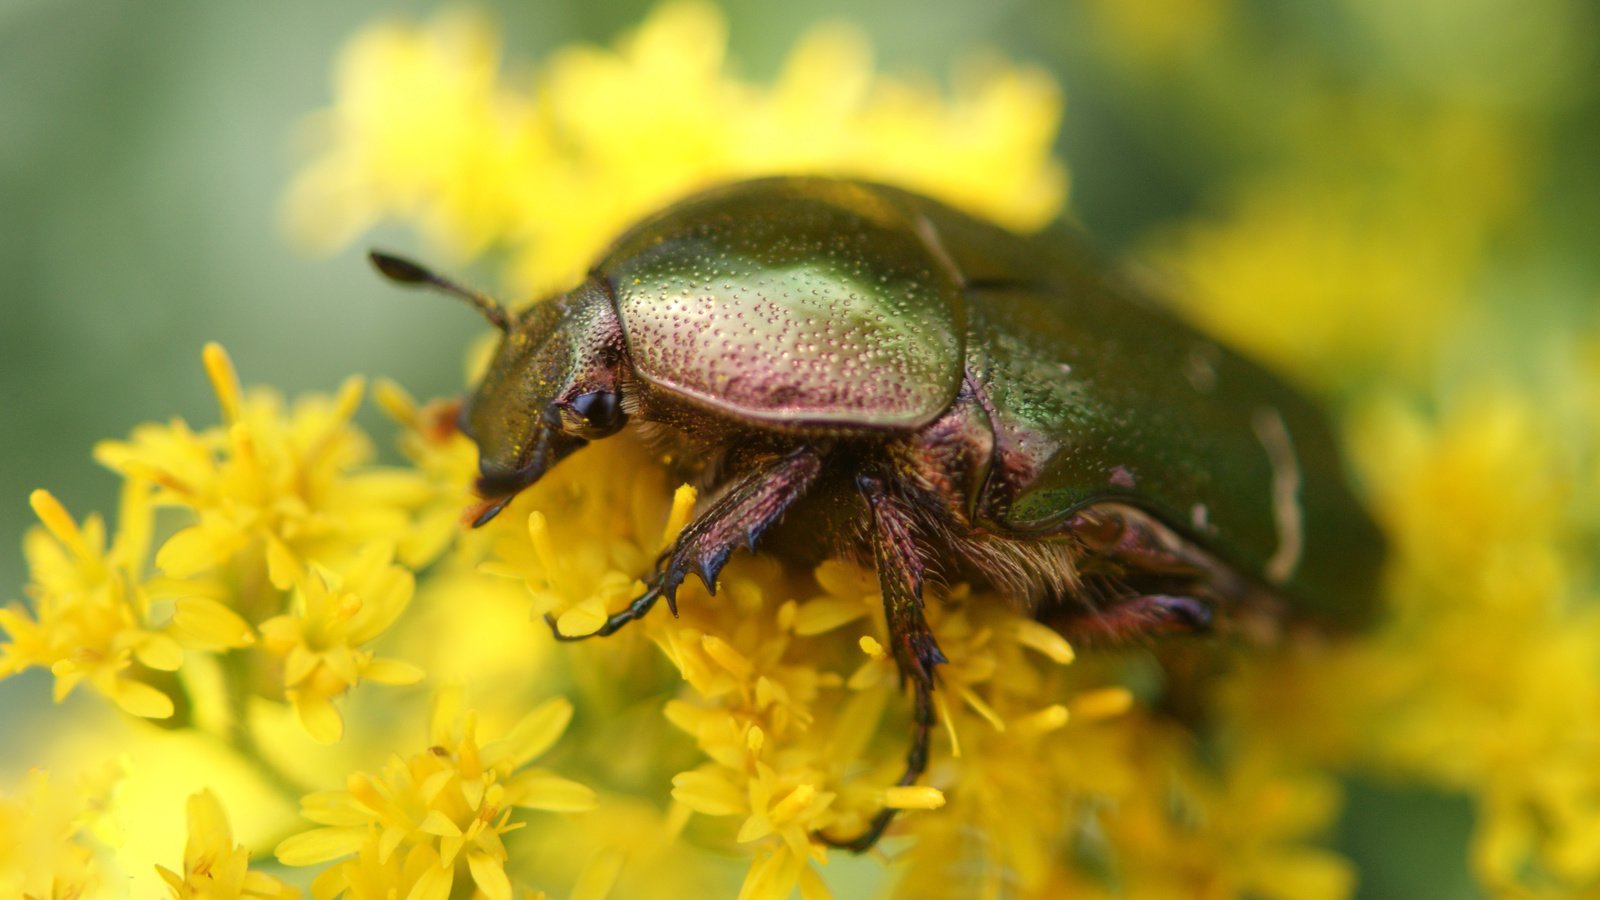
[818,473,947,852]
[545,445,823,640]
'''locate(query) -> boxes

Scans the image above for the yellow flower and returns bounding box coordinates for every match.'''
[370,380,482,568]
[1,484,182,718]
[156,789,301,899]
[258,546,425,745]
[0,768,114,900]
[276,692,595,900]
[1149,111,1525,389]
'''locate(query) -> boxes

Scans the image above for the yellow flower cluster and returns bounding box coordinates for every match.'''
[2,344,430,744]
[470,435,1224,899]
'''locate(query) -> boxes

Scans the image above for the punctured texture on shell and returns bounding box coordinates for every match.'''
[599,180,967,432]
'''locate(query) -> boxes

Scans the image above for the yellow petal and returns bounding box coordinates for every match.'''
[1070,686,1135,721]
[662,484,698,546]
[439,833,466,867]
[28,490,88,557]
[1013,704,1070,736]
[155,865,185,893]
[671,770,745,816]
[504,697,573,765]
[792,598,868,636]
[1009,619,1075,665]
[157,524,244,578]
[174,597,256,649]
[410,857,454,900]
[373,378,419,425]
[295,692,345,744]
[419,810,462,837]
[798,863,833,900]
[736,848,799,900]
[113,680,175,719]
[571,848,625,900]
[430,688,463,747]
[135,632,185,672]
[364,657,425,685]
[737,814,773,843]
[203,343,243,424]
[186,789,235,852]
[331,374,367,422]
[265,535,305,591]
[554,600,607,638]
[299,789,369,827]
[276,826,367,866]
[509,771,597,812]
[467,850,513,900]
[380,825,406,864]
[768,784,816,823]
[701,635,752,679]
[526,512,557,572]
[284,645,319,688]
[323,645,363,687]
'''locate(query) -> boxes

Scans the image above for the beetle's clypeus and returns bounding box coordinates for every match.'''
[372,177,1385,850]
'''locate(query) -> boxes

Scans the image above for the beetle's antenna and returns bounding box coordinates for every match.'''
[368,250,512,333]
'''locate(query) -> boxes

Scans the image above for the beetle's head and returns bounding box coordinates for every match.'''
[369,253,627,526]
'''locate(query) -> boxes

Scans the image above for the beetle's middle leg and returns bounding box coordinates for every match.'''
[545,445,823,640]
[818,472,947,852]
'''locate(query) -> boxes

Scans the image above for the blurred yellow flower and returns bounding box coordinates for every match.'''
[1150,116,1525,388]
[157,789,301,899]
[0,768,114,900]
[284,0,1066,295]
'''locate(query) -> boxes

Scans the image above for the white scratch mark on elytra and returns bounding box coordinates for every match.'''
[913,214,965,289]
[1253,406,1304,585]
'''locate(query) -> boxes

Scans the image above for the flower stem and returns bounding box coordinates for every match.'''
[218,651,314,803]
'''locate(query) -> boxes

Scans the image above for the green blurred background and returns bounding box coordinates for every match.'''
[4,1,1596,896]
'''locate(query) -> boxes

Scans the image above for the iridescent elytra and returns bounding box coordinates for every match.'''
[372,176,1385,849]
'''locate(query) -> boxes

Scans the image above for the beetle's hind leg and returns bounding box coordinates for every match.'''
[817,473,947,852]
[1042,503,1257,645]
[543,445,823,640]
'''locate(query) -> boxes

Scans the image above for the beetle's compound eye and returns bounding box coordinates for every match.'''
[559,390,627,439]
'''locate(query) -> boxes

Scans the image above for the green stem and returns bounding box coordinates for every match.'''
[218,652,315,803]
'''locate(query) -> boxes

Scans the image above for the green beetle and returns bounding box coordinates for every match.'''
[373,176,1384,849]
